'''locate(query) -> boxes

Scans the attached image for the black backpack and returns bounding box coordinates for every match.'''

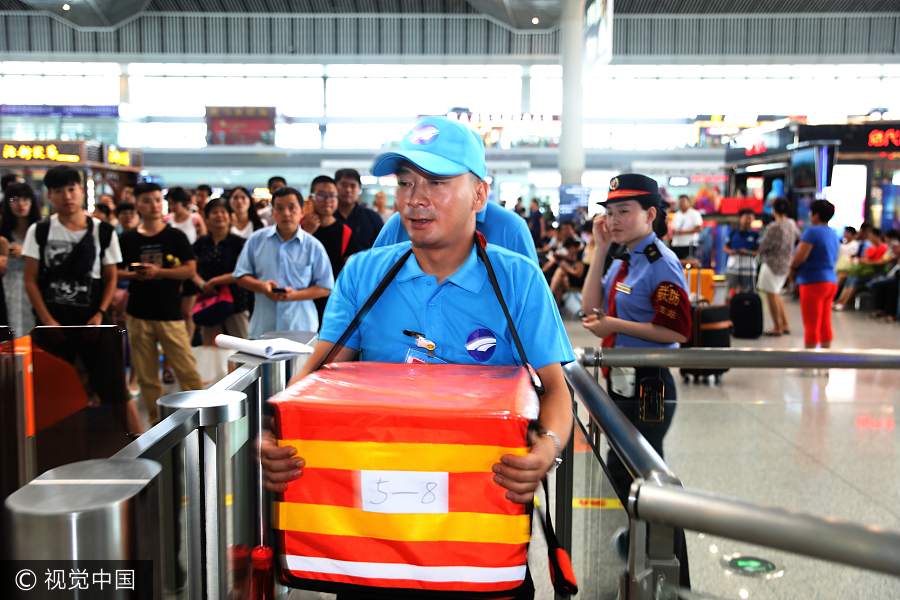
[34,217,115,281]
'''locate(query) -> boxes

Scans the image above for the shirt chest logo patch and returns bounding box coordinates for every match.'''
[466,328,496,362]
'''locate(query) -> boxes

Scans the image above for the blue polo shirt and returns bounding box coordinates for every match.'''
[796,225,840,286]
[320,241,574,369]
[233,226,334,338]
[725,227,760,274]
[602,232,690,350]
[373,201,539,264]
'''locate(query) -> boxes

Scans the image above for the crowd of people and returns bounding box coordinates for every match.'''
[0,166,389,432]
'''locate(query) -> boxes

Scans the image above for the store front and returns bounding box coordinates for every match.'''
[726,120,900,233]
[0,140,142,210]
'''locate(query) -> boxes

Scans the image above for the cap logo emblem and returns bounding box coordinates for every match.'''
[609,177,619,190]
[408,124,440,145]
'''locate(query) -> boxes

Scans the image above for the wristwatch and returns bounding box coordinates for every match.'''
[539,429,564,469]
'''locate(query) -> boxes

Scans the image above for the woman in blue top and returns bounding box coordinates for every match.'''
[581,174,692,586]
[789,200,840,349]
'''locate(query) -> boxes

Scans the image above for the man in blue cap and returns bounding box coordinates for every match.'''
[371,122,538,263]
[262,118,575,594]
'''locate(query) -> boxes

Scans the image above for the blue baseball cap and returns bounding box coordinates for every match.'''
[372,116,487,180]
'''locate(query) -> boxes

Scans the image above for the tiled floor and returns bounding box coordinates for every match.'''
[564,293,900,599]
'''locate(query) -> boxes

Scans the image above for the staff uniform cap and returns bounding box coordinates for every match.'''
[600,173,663,209]
[372,116,487,180]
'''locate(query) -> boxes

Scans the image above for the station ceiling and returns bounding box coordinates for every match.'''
[5,0,899,29]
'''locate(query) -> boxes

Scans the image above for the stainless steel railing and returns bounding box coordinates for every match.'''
[562,359,900,600]
[575,346,900,370]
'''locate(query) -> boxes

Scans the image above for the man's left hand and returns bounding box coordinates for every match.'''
[492,435,557,504]
[87,312,104,326]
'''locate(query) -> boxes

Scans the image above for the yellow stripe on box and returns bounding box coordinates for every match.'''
[273,502,531,545]
[278,440,527,472]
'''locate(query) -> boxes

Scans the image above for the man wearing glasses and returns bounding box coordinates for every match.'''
[301,175,359,326]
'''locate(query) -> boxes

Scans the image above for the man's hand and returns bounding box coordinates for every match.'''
[301,212,321,235]
[492,434,557,504]
[134,264,159,280]
[8,242,22,259]
[86,312,104,326]
[201,280,219,295]
[582,312,617,338]
[259,431,304,493]
[263,280,292,301]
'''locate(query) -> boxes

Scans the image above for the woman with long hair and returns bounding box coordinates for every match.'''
[1,183,42,334]
[229,187,264,239]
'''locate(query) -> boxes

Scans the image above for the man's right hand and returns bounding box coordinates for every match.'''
[259,431,304,493]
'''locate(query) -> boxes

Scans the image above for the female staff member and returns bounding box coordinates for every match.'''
[789,200,840,349]
[581,174,692,586]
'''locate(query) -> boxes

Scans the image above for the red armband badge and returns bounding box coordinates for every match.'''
[650,282,692,339]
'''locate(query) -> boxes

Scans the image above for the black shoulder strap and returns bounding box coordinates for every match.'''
[311,248,414,370]
[35,219,50,257]
[473,233,544,396]
[98,220,114,254]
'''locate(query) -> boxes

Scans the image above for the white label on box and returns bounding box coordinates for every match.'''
[360,470,449,514]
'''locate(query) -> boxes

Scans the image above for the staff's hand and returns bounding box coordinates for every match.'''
[259,431,304,493]
[593,215,614,250]
[582,312,617,338]
[492,433,557,504]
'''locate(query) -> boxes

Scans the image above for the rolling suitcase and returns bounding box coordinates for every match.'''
[683,264,714,305]
[681,264,731,384]
[729,259,763,339]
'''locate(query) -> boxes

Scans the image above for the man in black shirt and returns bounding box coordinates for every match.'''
[301,175,359,326]
[334,168,383,250]
[117,182,204,425]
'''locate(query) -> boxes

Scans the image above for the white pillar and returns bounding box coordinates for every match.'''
[559,0,585,186]
[521,65,531,114]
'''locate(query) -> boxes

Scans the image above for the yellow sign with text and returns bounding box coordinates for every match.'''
[1,143,81,163]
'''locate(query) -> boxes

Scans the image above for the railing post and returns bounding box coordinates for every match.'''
[4,458,164,598]
[158,389,246,600]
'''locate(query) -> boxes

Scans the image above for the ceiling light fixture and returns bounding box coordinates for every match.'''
[532,17,539,25]
[62,3,70,9]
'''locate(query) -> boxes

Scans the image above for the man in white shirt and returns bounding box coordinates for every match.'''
[23,166,121,327]
[670,195,704,260]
